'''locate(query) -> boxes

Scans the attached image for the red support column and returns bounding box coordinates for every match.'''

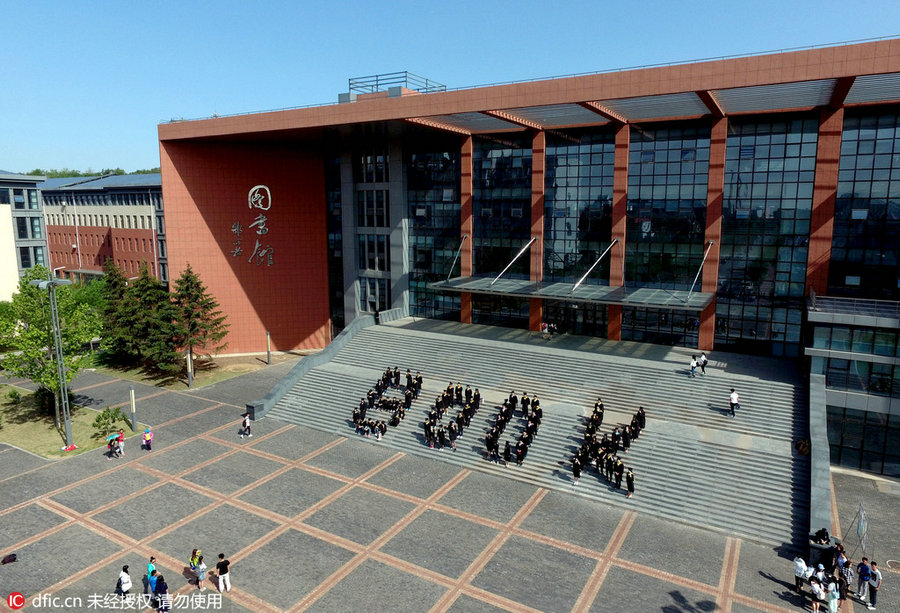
[607,123,629,340]
[699,116,727,351]
[530,131,546,332]
[806,107,843,296]
[460,136,474,323]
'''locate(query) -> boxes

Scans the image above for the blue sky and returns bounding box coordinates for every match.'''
[4,0,899,174]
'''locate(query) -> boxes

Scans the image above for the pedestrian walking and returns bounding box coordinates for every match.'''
[142,428,154,451]
[240,413,252,438]
[626,468,635,498]
[729,388,740,418]
[793,555,808,592]
[196,555,207,591]
[572,457,582,485]
[700,352,708,375]
[116,565,132,597]
[690,355,697,378]
[216,553,231,593]
[116,429,126,456]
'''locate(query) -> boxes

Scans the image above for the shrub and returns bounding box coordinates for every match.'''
[6,389,21,404]
[92,406,129,439]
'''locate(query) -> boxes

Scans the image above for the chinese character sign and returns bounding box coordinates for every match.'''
[230,185,274,267]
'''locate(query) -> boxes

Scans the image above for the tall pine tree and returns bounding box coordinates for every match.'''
[99,258,131,360]
[117,262,179,371]
[173,264,230,368]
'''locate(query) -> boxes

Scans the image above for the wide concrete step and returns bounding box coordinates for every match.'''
[266,321,809,546]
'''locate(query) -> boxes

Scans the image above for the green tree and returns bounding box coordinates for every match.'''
[118,262,179,372]
[92,406,128,439]
[173,264,230,382]
[0,266,102,406]
[98,259,132,360]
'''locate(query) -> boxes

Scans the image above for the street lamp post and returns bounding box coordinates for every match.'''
[30,274,74,447]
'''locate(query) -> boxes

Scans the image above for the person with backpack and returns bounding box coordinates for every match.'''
[142,428,154,451]
[856,557,871,603]
[239,413,252,438]
[116,565,132,597]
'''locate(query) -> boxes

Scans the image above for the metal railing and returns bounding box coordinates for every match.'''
[349,71,446,94]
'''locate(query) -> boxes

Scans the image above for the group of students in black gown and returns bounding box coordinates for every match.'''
[484,391,543,467]
[351,367,423,439]
[423,382,481,451]
[572,398,644,498]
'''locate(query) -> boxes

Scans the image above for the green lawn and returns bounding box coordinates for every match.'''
[0,384,146,458]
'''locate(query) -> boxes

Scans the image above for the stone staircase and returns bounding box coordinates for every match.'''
[266,319,810,547]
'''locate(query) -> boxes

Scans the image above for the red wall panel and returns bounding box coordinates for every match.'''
[47,226,156,277]
[160,140,330,354]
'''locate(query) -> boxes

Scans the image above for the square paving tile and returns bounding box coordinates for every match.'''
[471,535,596,613]
[446,594,512,613]
[303,487,418,546]
[135,438,231,474]
[589,565,718,612]
[0,503,68,552]
[616,513,726,587]
[132,390,221,426]
[380,509,499,579]
[50,466,161,514]
[733,540,808,611]
[148,503,280,565]
[237,468,346,518]
[303,437,399,479]
[152,406,237,443]
[518,490,624,553]
[0,524,117,601]
[0,447,50,480]
[181,451,286,494]
[305,558,446,613]
[250,426,342,461]
[0,465,86,512]
[92,482,217,540]
[237,528,356,610]
[70,369,118,389]
[436,470,539,524]
[364,453,466,499]
[71,378,159,409]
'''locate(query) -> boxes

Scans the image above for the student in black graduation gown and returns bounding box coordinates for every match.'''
[455,383,463,406]
[572,456,582,485]
[465,385,473,406]
[614,458,625,489]
[625,468,635,498]
[503,441,511,466]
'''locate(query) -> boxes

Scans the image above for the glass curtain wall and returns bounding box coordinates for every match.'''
[472,135,532,327]
[829,111,900,299]
[715,117,817,356]
[542,129,614,337]
[407,150,461,319]
[625,125,710,289]
[543,129,615,283]
[324,156,345,332]
[827,405,899,476]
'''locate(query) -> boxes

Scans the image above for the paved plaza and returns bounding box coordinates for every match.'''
[0,361,896,613]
